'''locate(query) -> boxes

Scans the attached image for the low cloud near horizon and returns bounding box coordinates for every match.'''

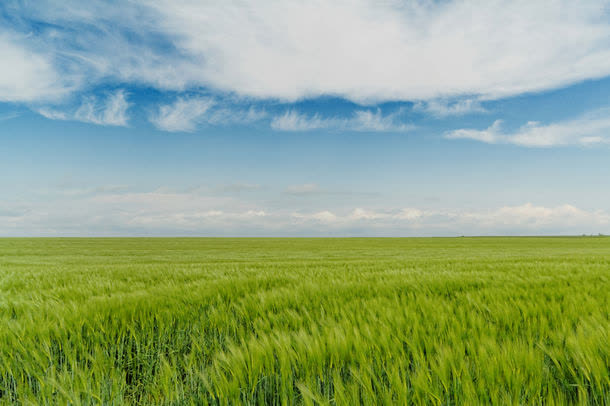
[1,186,607,237]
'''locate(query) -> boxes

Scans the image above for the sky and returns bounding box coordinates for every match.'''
[2,0,610,236]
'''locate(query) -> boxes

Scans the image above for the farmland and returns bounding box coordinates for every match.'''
[0,237,609,404]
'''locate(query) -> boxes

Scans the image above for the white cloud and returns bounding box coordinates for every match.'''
[74,90,130,126]
[292,211,338,223]
[446,119,504,144]
[150,97,214,132]
[351,109,414,131]
[150,97,266,132]
[141,0,610,102]
[395,208,424,221]
[1,185,608,236]
[0,31,69,103]
[271,109,413,132]
[36,90,131,126]
[290,204,610,235]
[8,1,610,104]
[414,99,487,117]
[271,111,328,131]
[446,108,610,146]
[457,203,610,230]
[294,207,423,223]
[37,108,69,121]
[349,208,389,220]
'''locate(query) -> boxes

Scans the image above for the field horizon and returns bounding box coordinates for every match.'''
[2,235,608,239]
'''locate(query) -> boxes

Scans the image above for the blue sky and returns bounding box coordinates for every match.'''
[2,0,610,236]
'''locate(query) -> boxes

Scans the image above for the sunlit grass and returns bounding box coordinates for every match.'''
[0,237,609,404]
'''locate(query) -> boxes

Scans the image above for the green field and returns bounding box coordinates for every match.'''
[0,238,609,404]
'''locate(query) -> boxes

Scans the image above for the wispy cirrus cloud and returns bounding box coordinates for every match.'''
[414,99,487,117]
[149,97,214,132]
[271,109,413,132]
[37,90,131,126]
[149,97,266,132]
[74,90,130,126]
[446,108,610,147]
[0,111,20,121]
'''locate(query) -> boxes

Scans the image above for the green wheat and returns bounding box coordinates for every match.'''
[0,237,608,404]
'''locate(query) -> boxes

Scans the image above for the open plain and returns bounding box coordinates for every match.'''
[0,237,609,404]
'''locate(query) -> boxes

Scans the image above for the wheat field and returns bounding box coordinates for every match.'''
[0,237,608,404]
